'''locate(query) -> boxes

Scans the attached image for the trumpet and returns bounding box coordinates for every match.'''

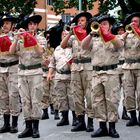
[64,25,71,32]
[90,22,100,32]
[125,24,133,33]
[37,30,45,36]
[63,23,76,33]
[0,31,30,38]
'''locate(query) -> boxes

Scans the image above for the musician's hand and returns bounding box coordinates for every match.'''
[70,23,76,29]
[68,23,76,35]
[47,73,52,81]
[130,22,137,27]
[90,30,98,36]
[17,28,25,34]
[14,28,25,39]
[100,25,108,34]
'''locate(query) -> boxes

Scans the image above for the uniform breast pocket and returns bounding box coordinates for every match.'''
[31,52,40,58]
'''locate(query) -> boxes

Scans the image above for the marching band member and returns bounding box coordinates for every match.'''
[47,27,77,127]
[41,30,55,119]
[0,14,20,134]
[61,12,94,132]
[112,22,130,120]
[122,12,140,127]
[9,14,46,138]
[82,14,123,138]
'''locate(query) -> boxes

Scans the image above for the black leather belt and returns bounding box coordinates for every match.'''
[125,58,140,64]
[0,60,18,67]
[42,68,49,72]
[19,63,42,70]
[118,60,125,65]
[57,70,71,74]
[93,64,118,71]
[73,58,91,64]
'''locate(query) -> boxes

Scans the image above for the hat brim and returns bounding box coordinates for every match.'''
[124,12,140,25]
[112,25,124,35]
[98,16,116,25]
[72,12,92,24]
[1,17,17,24]
[22,15,42,28]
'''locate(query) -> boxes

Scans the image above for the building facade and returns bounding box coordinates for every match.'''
[34,0,99,29]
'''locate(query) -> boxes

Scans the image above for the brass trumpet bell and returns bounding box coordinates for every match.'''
[64,25,71,32]
[125,24,133,33]
[90,22,99,32]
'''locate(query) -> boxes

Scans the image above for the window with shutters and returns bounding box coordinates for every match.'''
[47,0,53,5]
[61,14,71,24]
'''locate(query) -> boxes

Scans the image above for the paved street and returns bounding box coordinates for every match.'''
[0,95,140,140]
[0,106,140,140]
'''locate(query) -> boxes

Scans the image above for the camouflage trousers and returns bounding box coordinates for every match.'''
[71,70,94,118]
[18,74,43,120]
[46,78,59,110]
[54,80,75,111]
[41,77,53,109]
[0,72,20,116]
[91,73,120,122]
[119,73,125,106]
[123,69,140,111]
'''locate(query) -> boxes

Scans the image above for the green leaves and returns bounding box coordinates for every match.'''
[0,0,37,17]
[52,0,98,15]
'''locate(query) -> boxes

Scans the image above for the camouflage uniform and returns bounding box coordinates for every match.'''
[67,35,93,118]
[0,32,20,116]
[49,45,74,111]
[117,45,130,120]
[122,33,140,112]
[17,34,46,120]
[89,36,121,122]
[41,47,54,110]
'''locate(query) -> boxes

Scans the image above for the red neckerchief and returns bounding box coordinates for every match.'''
[72,26,87,43]
[0,36,12,52]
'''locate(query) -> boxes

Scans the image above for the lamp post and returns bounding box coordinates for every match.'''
[79,0,82,13]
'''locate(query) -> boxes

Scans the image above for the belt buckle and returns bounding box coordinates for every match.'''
[129,59,134,63]
[20,64,26,70]
[102,66,107,71]
[96,66,100,71]
[75,59,79,64]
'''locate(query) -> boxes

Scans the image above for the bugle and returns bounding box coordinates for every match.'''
[64,25,71,32]
[90,22,100,32]
[125,24,133,33]
[0,31,30,38]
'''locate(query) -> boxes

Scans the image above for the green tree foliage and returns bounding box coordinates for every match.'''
[51,0,140,17]
[51,0,97,15]
[0,0,37,17]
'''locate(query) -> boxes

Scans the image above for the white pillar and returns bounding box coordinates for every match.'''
[79,0,82,13]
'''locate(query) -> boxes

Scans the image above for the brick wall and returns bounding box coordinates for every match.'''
[34,0,99,29]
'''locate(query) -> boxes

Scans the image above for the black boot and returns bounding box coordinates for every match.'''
[138,111,140,126]
[32,120,40,138]
[71,115,86,132]
[86,117,94,132]
[57,111,69,126]
[91,122,108,137]
[72,111,78,126]
[54,110,60,120]
[126,110,138,127]
[50,104,55,115]
[0,114,10,133]
[109,122,120,138]
[18,120,32,138]
[10,116,18,133]
[122,106,130,120]
[42,108,49,120]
